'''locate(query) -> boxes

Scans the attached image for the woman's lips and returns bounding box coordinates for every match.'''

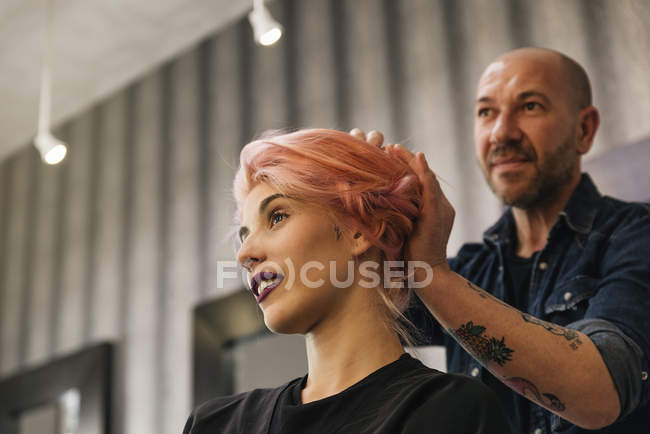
[256,277,283,303]
[249,271,284,303]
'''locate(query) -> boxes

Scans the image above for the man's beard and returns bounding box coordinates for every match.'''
[484,138,576,210]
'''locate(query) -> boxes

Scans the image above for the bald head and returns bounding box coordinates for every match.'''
[490,47,592,112]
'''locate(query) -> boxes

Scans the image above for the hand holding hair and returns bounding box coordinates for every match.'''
[393,146,455,284]
[349,127,455,283]
[349,128,384,148]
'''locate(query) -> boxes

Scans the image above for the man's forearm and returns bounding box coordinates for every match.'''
[417,267,621,429]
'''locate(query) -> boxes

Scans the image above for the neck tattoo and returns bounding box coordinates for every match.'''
[334,225,342,240]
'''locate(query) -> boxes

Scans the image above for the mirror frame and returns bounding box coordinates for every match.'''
[0,342,113,434]
[192,289,269,405]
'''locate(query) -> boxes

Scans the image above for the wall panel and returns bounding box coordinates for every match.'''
[26,156,59,366]
[209,25,244,298]
[90,94,126,343]
[57,114,94,355]
[0,155,27,376]
[123,74,160,434]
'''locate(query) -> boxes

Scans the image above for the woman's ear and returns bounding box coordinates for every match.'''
[350,231,374,256]
[349,221,385,256]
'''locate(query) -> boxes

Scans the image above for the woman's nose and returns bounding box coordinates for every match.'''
[241,256,262,272]
[236,236,265,272]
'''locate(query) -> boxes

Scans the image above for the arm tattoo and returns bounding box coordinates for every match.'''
[465,281,582,349]
[466,280,487,298]
[503,376,566,412]
[521,313,583,350]
[466,280,514,310]
[449,321,514,366]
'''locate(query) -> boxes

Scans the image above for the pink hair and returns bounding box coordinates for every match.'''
[233,129,422,264]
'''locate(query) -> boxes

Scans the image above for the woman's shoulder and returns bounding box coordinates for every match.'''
[388,356,512,432]
[183,378,302,434]
[344,354,512,433]
[191,388,277,418]
[402,356,500,402]
[379,354,492,404]
[396,354,477,387]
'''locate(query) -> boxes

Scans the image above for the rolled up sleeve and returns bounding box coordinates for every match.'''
[573,207,650,419]
[570,318,645,420]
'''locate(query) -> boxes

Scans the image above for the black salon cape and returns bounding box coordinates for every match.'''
[183,353,512,434]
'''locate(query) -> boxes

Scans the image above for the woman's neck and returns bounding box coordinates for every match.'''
[300,292,405,404]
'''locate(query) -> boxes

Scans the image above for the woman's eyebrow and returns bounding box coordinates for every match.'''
[238,193,288,242]
[259,193,287,215]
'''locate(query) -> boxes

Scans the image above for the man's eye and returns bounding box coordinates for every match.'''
[477,108,491,117]
[524,102,541,111]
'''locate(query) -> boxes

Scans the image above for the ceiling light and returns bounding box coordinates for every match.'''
[34,0,67,165]
[248,0,283,46]
[35,132,67,165]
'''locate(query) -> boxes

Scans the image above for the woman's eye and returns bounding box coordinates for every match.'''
[270,211,288,227]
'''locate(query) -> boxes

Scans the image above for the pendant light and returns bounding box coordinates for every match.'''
[34,0,67,165]
[248,0,283,46]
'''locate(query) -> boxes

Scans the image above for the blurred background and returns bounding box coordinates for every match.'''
[0,0,649,433]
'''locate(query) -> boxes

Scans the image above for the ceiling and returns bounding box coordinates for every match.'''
[0,0,251,163]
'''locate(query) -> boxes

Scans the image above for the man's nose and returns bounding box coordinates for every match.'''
[490,112,522,146]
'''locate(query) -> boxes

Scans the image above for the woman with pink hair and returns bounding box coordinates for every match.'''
[183,129,510,434]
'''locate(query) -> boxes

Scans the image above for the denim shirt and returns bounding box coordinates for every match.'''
[407,174,650,434]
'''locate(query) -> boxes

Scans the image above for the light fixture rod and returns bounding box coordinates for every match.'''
[37,0,56,136]
[34,0,67,165]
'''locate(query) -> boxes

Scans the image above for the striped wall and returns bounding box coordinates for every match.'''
[1,1,649,433]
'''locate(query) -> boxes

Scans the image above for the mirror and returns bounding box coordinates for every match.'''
[19,401,59,434]
[0,343,111,434]
[18,388,79,434]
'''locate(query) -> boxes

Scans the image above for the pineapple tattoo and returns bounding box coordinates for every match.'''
[451,321,514,366]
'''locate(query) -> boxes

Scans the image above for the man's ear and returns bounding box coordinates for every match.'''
[576,106,600,155]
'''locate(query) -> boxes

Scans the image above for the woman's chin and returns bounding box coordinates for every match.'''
[262,306,309,335]
[265,321,303,335]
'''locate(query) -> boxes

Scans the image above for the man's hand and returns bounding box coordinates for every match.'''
[350,128,384,148]
[349,128,455,282]
[393,145,455,282]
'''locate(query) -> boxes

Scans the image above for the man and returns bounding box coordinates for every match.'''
[353,47,649,433]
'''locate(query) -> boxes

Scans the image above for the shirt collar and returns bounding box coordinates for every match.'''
[483,173,601,243]
[483,209,513,246]
[557,173,601,234]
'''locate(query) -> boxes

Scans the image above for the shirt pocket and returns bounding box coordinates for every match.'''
[543,275,598,325]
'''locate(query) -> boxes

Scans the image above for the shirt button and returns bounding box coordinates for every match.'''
[534,429,543,434]
[471,367,480,377]
[563,292,573,302]
[538,262,548,270]
[642,371,648,381]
